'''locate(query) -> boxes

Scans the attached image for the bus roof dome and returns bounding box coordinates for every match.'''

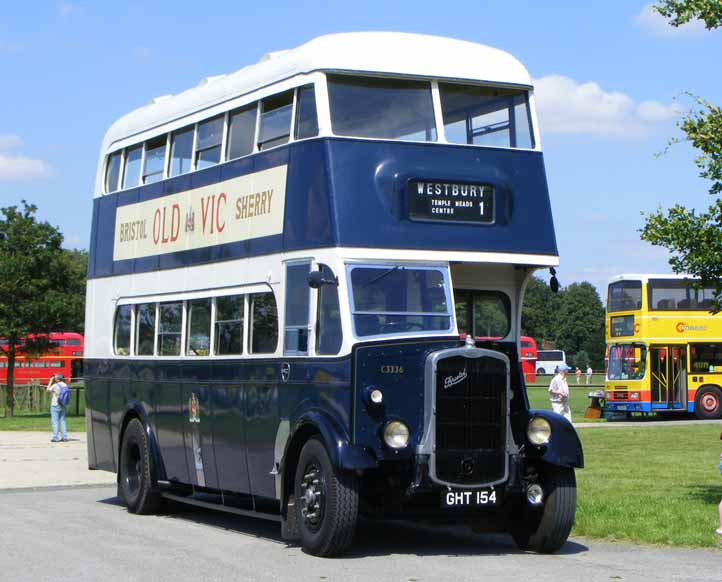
[103,32,532,152]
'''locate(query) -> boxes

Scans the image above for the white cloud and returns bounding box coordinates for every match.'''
[0,134,24,150]
[634,3,706,37]
[534,74,680,138]
[0,134,51,180]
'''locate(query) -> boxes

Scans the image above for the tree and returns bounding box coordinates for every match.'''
[641,2,722,311]
[573,350,590,370]
[0,202,83,417]
[553,282,606,369]
[521,276,560,345]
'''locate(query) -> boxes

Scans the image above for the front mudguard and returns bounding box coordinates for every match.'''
[519,409,584,469]
[291,409,378,471]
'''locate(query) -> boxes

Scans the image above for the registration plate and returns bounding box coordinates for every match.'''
[442,488,500,508]
[616,405,627,410]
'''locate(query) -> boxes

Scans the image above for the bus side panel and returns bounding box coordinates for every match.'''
[109,359,131,473]
[245,362,281,500]
[155,381,190,484]
[84,362,114,471]
[212,361,250,494]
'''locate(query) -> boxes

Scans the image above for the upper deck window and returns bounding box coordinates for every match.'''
[170,127,194,177]
[143,136,166,184]
[439,84,533,149]
[648,279,717,311]
[607,281,642,313]
[258,91,293,151]
[195,116,223,169]
[105,152,121,193]
[294,85,318,140]
[122,145,142,189]
[348,264,452,338]
[327,75,437,142]
[227,104,257,160]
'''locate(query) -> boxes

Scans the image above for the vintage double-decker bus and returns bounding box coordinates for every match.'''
[519,336,538,383]
[0,332,84,384]
[604,274,722,419]
[84,32,583,557]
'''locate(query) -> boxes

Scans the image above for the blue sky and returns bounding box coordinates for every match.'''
[1,1,720,295]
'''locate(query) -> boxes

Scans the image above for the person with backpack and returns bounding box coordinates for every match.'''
[46,373,70,442]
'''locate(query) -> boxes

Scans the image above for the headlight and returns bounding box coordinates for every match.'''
[630,392,640,400]
[605,391,612,399]
[527,416,551,446]
[383,420,410,449]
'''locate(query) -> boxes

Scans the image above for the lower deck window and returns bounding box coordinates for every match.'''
[454,290,511,339]
[159,302,182,356]
[607,344,646,380]
[251,293,278,353]
[348,264,452,337]
[135,303,155,356]
[215,295,244,355]
[690,343,722,372]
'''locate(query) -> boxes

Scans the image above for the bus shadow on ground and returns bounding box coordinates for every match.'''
[98,495,588,557]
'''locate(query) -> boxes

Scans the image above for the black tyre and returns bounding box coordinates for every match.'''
[694,386,722,420]
[118,418,162,514]
[294,437,359,557]
[512,465,576,553]
[536,368,546,375]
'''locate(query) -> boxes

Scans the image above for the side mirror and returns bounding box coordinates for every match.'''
[308,270,338,289]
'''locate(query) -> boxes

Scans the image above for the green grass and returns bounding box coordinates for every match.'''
[573,424,722,548]
[0,412,86,431]
[526,385,604,422]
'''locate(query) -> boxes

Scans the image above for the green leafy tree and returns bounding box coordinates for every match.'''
[573,350,590,370]
[553,283,606,369]
[0,202,84,417]
[642,2,722,310]
[654,0,722,28]
[521,276,559,345]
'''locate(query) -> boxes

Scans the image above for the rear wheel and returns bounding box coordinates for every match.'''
[536,368,546,375]
[294,437,359,557]
[512,465,576,553]
[694,386,722,420]
[118,418,162,514]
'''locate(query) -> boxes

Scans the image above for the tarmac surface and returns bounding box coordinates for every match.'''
[0,431,115,488]
[0,485,720,582]
[1,429,721,580]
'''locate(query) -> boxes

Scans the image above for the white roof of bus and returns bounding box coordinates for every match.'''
[607,274,693,284]
[101,32,532,153]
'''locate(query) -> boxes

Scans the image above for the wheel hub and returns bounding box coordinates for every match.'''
[299,464,325,530]
[701,393,719,412]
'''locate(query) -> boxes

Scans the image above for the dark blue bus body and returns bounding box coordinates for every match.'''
[85,136,582,554]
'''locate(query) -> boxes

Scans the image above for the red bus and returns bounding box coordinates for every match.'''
[520,336,538,383]
[0,333,84,385]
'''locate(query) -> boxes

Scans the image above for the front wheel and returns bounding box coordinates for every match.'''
[694,386,722,420]
[511,465,576,553]
[118,418,162,514]
[294,437,359,557]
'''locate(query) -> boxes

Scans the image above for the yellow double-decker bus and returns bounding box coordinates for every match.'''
[604,274,722,420]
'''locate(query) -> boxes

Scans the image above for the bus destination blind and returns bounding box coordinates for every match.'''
[407,180,494,224]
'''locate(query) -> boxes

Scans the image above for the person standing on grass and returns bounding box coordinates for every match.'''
[575,367,582,384]
[586,365,593,385]
[46,374,68,443]
[548,364,571,422]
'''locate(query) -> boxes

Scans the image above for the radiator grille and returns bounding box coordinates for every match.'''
[435,355,507,485]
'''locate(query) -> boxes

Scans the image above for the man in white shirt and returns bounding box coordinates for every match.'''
[586,365,593,385]
[548,364,571,422]
[46,374,69,442]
